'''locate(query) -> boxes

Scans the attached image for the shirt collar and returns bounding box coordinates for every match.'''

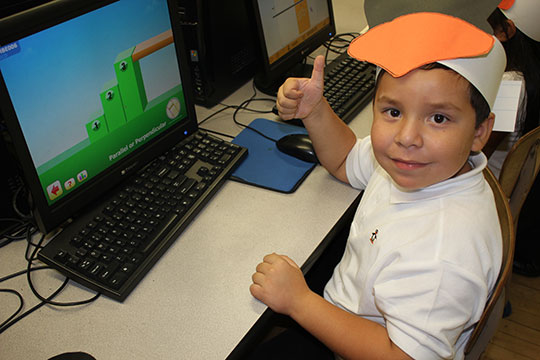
[389,152,488,203]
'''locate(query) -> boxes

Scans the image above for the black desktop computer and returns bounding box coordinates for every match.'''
[174,0,259,108]
[0,0,53,18]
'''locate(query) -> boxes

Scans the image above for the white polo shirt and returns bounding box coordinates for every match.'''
[324,137,502,360]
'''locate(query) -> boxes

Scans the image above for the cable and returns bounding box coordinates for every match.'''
[25,231,100,307]
[0,278,68,334]
[320,32,361,65]
[0,289,24,330]
[0,265,49,283]
[23,227,44,263]
[12,185,33,220]
[199,81,277,141]
[197,103,237,126]
[0,265,63,334]
[232,97,278,142]
[0,218,28,248]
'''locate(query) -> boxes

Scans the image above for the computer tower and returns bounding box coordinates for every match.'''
[174,0,259,108]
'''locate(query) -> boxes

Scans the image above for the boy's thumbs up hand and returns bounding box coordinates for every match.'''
[276,55,325,121]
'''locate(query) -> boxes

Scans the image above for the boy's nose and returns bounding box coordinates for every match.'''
[394,117,423,148]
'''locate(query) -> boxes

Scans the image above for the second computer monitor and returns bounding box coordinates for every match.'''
[252,0,336,96]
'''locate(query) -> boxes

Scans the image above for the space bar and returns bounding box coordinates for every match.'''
[142,213,178,253]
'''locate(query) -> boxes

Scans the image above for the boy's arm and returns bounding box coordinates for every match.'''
[250,253,412,360]
[276,55,357,183]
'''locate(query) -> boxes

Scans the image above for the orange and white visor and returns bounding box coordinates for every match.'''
[348,12,506,109]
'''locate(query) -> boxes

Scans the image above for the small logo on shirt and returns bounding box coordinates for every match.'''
[369,229,378,244]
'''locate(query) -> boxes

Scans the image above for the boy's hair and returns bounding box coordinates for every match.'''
[374,64,491,128]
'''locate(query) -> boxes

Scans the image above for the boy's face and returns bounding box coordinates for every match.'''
[371,68,493,190]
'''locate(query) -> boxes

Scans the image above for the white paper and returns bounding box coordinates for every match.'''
[492,80,522,132]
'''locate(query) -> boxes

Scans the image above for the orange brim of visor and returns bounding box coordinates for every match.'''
[348,12,494,78]
[498,0,515,10]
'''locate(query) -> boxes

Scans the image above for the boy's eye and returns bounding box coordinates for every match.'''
[431,114,449,124]
[384,108,401,118]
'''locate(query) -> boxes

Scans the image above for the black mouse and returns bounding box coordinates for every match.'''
[276,134,318,163]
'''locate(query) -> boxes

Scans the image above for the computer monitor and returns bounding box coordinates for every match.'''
[0,0,52,18]
[0,0,198,234]
[252,0,336,96]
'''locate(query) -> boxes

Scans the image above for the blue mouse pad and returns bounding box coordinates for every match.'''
[231,118,317,193]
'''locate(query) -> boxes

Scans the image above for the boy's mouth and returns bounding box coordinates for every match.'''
[391,158,428,170]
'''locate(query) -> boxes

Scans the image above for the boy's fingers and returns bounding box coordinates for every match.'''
[251,271,265,285]
[282,80,304,99]
[263,252,281,263]
[281,255,299,269]
[255,261,271,274]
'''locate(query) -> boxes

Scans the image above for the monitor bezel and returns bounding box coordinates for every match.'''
[251,0,336,96]
[0,0,199,234]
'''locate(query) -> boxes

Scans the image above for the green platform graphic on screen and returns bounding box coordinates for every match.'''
[37,29,186,204]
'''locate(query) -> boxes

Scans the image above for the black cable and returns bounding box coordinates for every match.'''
[197,104,237,126]
[0,265,63,334]
[198,81,260,127]
[0,265,49,283]
[12,185,32,220]
[232,98,278,142]
[0,221,99,333]
[0,218,31,248]
[320,32,361,65]
[25,231,100,306]
[199,81,277,140]
[24,227,44,262]
[0,278,68,335]
[0,289,24,329]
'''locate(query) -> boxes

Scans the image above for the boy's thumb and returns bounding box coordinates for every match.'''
[310,55,325,86]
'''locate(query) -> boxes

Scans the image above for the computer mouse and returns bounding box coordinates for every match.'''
[276,134,318,163]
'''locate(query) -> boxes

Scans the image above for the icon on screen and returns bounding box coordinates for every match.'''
[77,170,88,182]
[47,180,63,200]
[64,178,76,190]
[166,97,181,119]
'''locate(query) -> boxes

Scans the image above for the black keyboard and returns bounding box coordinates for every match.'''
[37,130,247,301]
[282,52,376,126]
[324,52,376,123]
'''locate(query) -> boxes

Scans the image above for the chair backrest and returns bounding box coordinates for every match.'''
[498,126,540,227]
[464,167,515,359]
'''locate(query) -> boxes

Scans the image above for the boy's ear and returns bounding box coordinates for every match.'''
[472,112,495,153]
[494,18,517,42]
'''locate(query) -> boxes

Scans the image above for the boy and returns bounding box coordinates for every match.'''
[250,11,506,360]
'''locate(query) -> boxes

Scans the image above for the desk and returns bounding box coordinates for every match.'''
[0,2,371,359]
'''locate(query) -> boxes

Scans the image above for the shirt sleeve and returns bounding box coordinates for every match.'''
[345,136,377,190]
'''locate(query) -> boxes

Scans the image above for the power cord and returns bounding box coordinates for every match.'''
[0,217,29,248]
[232,97,278,142]
[0,219,100,334]
[199,82,277,141]
[25,230,101,307]
[0,265,62,334]
[306,32,360,65]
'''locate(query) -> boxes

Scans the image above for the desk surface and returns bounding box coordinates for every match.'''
[0,2,371,359]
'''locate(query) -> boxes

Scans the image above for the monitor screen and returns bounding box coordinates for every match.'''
[0,0,198,233]
[252,0,336,95]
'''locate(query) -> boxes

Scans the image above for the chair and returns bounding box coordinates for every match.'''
[497,126,540,228]
[464,167,515,360]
